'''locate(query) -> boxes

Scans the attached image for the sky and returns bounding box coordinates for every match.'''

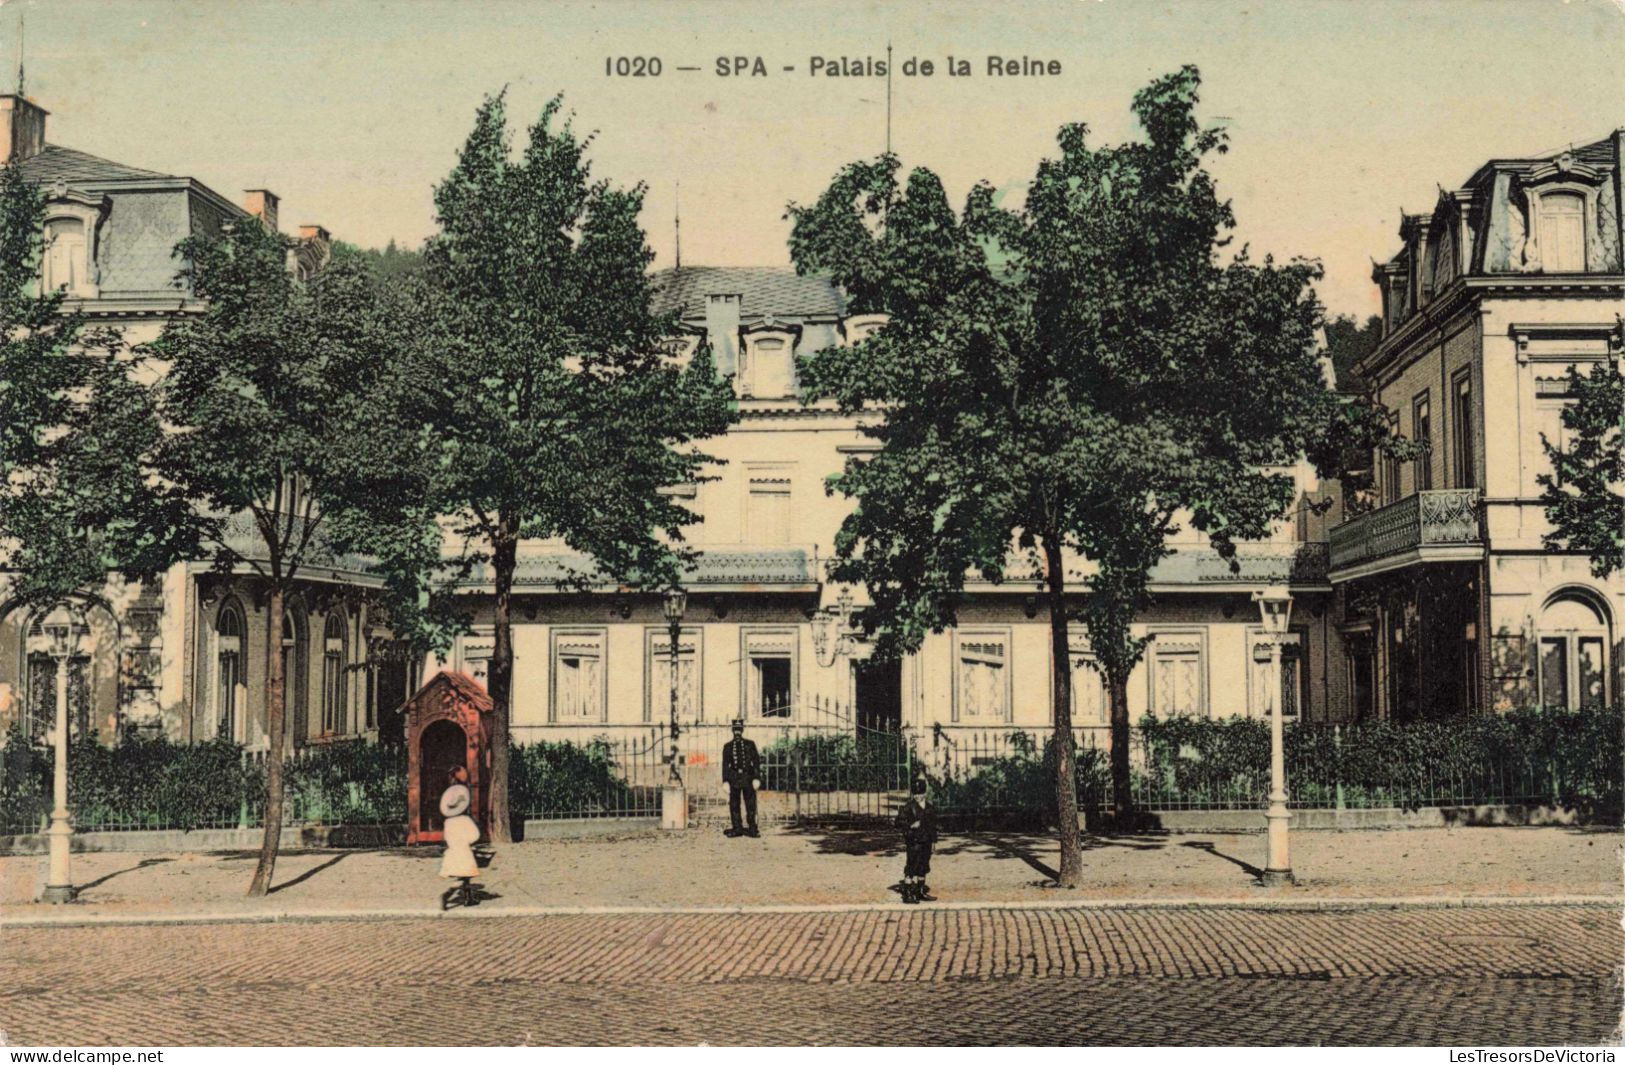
[13,0,1625,318]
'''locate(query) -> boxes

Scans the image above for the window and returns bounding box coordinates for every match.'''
[647,627,702,723]
[282,608,308,744]
[744,336,795,397]
[1536,594,1611,710]
[1539,192,1586,272]
[1149,633,1204,717]
[1382,412,1403,504]
[745,474,792,544]
[742,629,796,719]
[1249,630,1306,718]
[1412,393,1432,491]
[1069,649,1109,725]
[551,629,607,723]
[954,631,1010,723]
[24,616,90,743]
[41,217,87,294]
[1347,634,1376,720]
[458,636,493,689]
[1452,371,1475,489]
[322,612,347,735]
[214,603,244,742]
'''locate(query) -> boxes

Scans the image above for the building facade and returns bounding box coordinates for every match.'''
[0,92,418,751]
[444,266,1346,752]
[9,97,1609,760]
[1329,130,1625,718]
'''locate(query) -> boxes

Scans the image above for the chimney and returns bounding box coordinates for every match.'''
[0,94,46,165]
[242,189,279,232]
[704,293,742,380]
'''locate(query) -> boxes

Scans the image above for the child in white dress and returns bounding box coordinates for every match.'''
[438,765,481,909]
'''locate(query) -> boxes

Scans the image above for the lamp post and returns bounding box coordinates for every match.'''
[1253,586,1294,886]
[39,601,87,904]
[660,588,688,830]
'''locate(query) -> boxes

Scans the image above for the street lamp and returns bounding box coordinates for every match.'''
[659,588,689,831]
[661,587,687,785]
[39,600,87,904]
[1253,585,1294,886]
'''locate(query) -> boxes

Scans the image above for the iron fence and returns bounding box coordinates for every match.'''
[510,728,666,821]
[3,707,1616,834]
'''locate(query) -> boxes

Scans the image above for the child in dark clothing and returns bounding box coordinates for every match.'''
[895,776,937,903]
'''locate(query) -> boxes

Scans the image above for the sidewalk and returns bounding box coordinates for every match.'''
[2,823,1619,925]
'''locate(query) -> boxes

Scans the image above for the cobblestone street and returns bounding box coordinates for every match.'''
[2,904,1619,1045]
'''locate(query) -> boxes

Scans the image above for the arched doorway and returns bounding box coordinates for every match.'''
[418,719,467,838]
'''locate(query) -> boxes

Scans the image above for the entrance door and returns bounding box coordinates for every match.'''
[419,719,466,837]
[853,658,902,733]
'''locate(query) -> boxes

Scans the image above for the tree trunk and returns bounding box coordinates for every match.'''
[1107,670,1133,828]
[248,582,286,897]
[1043,537,1082,887]
[485,523,517,844]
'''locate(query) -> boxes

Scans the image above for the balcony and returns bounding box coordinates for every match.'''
[1328,489,1484,581]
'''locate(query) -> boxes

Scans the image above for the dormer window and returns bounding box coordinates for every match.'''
[845,313,889,344]
[740,328,798,398]
[38,190,108,299]
[42,216,88,294]
[1537,192,1585,272]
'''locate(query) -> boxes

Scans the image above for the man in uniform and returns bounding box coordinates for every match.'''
[721,718,761,837]
[895,776,937,903]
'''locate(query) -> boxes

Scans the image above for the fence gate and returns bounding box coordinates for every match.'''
[679,698,914,824]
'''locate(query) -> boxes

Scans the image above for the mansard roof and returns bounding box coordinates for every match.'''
[1463,131,1620,185]
[15,143,174,185]
[652,266,847,320]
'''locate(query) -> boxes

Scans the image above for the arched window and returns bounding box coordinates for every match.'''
[41,217,87,294]
[1536,592,1611,710]
[23,613,91,742]
[1538,192,1586,273]
[322,611,347,735]
[282,607,308,745]
[215,602,244,741]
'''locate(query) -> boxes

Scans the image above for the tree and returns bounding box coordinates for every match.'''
[1323,313,1382,391]
[0,163,190,623]
[399,92,735,841]
[149,219,412,896]
[1539,353,1623,577]
[789,67,1375,884]
[333,239,425,283]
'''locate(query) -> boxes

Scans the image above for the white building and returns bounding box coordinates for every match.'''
[0,92,418,750]
[443,265,1341,756]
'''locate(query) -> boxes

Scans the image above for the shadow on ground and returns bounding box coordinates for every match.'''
[73,857,173,894]
[782,824,1186,882]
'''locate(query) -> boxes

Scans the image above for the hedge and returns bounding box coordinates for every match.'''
[2,706,1618,832]
[0,727,643,832]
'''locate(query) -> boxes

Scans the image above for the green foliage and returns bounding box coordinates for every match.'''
[149,219,416,585]
[759,730,912,792]
[370,89,739,838]
[332,239,425,282]
[0,162,191,608]
[283,740,408,825]
[787,68,1389,833]
[0,722,49,831]
[1323,313,1383,392]
[507,739,636,817]
[1134,708,1623,818]
[380,89,738,638]
[1538,358,1623,577]
[930,731,1112,823]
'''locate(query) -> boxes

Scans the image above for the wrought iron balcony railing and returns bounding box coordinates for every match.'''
[1328,488,1483,578]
